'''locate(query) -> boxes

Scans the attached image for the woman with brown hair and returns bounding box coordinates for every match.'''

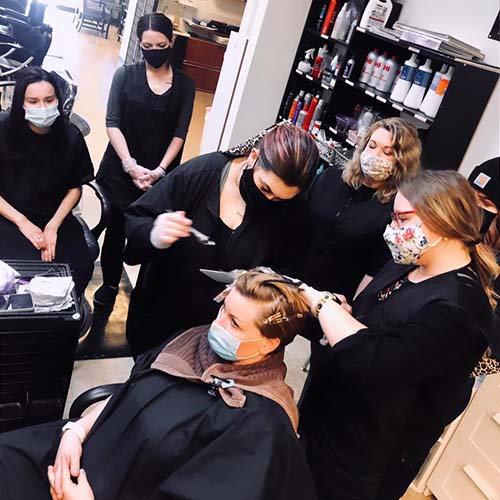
[300,170,499,500]
[0,270,316,500]
[124,122,319,355]
[303,117,421,301]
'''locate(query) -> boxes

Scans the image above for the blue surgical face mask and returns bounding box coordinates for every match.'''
[24,103,60,128]
[208,321,263,361]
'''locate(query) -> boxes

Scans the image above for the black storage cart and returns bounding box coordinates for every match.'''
[0,260,80,432]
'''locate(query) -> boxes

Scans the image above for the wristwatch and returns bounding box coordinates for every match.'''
[314,292,341,317]
[61,421,86,443]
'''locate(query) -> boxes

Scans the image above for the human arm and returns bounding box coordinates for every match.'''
[0,194,46,249]
[353,274,374,300]
[42,187,81,261]
[49,398,110,500]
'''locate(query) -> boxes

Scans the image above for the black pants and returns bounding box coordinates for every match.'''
[100,205,126,287]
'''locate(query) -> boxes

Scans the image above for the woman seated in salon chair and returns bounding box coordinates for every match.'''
[0,270,316,500]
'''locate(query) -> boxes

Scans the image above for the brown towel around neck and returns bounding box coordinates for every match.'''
[151,325,299,432]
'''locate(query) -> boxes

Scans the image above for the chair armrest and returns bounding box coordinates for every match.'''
[69,383,123,418]
[85,180,111,240]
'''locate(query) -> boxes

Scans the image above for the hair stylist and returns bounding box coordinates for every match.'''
[0,67,94,296]
[303,117,421,301]
[299,170,498,500]
[94,12,195,313]
[124,123,319,356]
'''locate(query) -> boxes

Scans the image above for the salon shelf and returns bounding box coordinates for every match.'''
[341,77,435,124]
[328,126,356,148]
[304,27,350,46]
[295,69,336,91]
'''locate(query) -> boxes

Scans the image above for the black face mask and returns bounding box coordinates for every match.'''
[239,168,276,213]
[480,208,497,234]
[142,47,171,68]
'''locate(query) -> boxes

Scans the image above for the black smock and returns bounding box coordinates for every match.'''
[0,113,94,295]
[0,344,317,500]
[124,152,307,355]
[299,262,490,500]
[96,63,195,210]
[302,166,392,301]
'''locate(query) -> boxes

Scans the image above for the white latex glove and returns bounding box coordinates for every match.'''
[150,211,192,249]
[148,166,166,184]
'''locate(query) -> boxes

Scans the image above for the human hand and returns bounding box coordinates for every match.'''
[147,166,166,184]
[17,217,47,251]
[42,223,58,262]
[300,284,324,315]
[129,165,152,191]
[150,211,192,249]
[48,466,94,500]
[48,428,83,500]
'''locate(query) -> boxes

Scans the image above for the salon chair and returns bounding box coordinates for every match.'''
[69,383,122,418]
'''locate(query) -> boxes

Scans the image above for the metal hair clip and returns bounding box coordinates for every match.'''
[263,312,304,325]
[165,210,216,246]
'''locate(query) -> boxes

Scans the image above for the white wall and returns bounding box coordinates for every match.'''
[195,0,246,25]
[398,0,500,175]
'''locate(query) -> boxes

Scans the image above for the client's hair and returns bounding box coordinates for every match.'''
[234,270,309,346]
[399,170,500,309]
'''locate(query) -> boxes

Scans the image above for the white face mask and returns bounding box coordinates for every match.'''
[24,103,60,128]
[383,222,443,265]
[360,151,394,181]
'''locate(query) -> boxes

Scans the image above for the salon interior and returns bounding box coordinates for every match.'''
[0,0,499,499]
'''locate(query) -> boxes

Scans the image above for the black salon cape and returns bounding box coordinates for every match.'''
[0,113,94,295]
[299,262,490,500]
[124,151,307,355]
[0,346,317,500]
[301,166,392,301]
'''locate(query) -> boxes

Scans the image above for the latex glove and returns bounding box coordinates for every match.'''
[148,166,166,184]
[48,466,94,500]
[122,157,150,190]
[42,223,58,262]
[17,217,47,250]
[300,285,351,315]
[150,211,192,249]
[48,427,84,500]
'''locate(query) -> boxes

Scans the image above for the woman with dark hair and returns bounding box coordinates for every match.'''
[0,66,94,296]
[124,122,319,355]
[94,12,195,313]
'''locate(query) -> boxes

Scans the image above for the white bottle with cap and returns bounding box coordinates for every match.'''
[376,55,399,93]
[359,0,393,29]
[390,53,419,103]
[331,3,350,40]
[359,48,379,84]
[403,58,433,109]
[421,66,455,118]
[419,63,448,115]
[368,51,388,87]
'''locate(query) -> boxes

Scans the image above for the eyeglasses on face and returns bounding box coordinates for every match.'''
[390,210,416,228]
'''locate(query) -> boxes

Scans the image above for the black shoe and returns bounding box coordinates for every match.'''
[93,285,118,313]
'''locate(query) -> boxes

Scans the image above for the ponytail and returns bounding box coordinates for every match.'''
[470,242,500,309]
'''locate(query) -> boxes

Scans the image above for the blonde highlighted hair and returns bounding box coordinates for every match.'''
[234,270,310,346]
[399,170,500,309]
[342,117,421,203]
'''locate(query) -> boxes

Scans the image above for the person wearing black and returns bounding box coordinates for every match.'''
[0,67,94,296]
[299,170,498,500]
[303,117,421,302]
[0,271,316,500]
[94,12,195,312]
[468,157,500,360]
[124,123,318,356]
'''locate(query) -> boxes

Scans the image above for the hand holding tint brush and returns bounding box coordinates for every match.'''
[164,209,216,246]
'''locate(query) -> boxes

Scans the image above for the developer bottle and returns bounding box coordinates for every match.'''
[367,51,388,87]
[421,66,455,118]
[403,58,433,109]
[331,2,350,40]
[359,0,393,29]
[376,55,399,93]
[419,63,448,115]
[359,48,379,84]
[390,53,418,103]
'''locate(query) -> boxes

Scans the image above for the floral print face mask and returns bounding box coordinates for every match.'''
[383,223,442,265]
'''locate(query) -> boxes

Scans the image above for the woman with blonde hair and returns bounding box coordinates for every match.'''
[303,117,421,301]
[0,270,316,500]
[300,170,498,500]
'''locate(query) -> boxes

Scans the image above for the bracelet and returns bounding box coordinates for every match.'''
[62,421,86,443]
[314,292,341,317]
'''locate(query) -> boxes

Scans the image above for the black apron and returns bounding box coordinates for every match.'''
[96,63,184,210]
